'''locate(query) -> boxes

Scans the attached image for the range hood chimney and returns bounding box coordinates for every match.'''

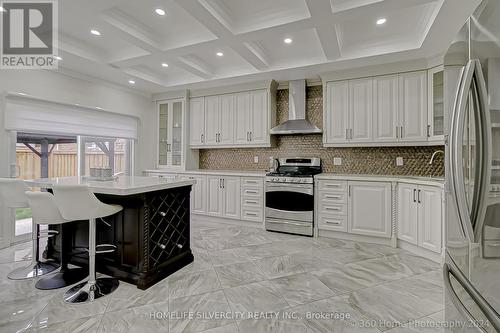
[270,80,322,135]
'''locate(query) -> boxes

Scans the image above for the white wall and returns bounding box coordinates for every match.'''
[0,70,157,178]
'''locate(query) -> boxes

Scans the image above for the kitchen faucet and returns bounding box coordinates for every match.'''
[429,150,444,165]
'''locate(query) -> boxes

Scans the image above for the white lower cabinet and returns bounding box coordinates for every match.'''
[190,175,207,215]
[317,180,391,238]
[222,177,241,219]
[348,181,392,238]
[207,176,223,216]
[397,183,442,253]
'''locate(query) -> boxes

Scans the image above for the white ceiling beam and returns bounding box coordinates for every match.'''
[101,8,162,53]
[231,42,270,71]
[305,0,341,60]
[58,34,106,63]
[174,0,232,39]
[175,55,214,79]
[120,67,168,87]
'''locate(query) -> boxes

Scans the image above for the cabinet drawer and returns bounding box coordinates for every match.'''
[318,180,347,192]
[242,177,264,187]
[317,213,347,232]
[242,207,263,222]
[242,197,262,207]
[242,187,263,197]
[319,203,347,215]
[318,191,347,204]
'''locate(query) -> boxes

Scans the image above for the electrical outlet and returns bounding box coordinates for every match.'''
[333,157,342,166]
[396,157,404,166]
[254,156,259,163]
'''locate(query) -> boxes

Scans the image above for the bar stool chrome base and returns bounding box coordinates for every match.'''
[7,261,59,280]
[64,278,119,303]
[35,267,88,290]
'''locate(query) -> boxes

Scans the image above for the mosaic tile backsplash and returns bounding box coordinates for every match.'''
[199,86,445,177]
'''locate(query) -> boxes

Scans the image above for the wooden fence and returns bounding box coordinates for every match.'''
[16,151,126,180]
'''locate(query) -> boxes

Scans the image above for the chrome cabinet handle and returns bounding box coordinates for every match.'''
[250,132,253,141]
[413,189,416,202]
[396,126,399,139]
[350,129,353,140]
[246,212,258,216]
[427,125,431,138]
[219,178,222,188]
[325,207,341,211]
[201,133,204,143]
[324,220,340,225]
[325,195,341,199]
[345,129,348,140]
[418,189,421,203]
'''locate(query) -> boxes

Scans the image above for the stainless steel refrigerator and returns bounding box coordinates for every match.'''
[444,0,500,331]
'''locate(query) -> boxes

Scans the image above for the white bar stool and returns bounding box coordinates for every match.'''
[0,179,59,279]
[25,191,88,290]
[52,184,123,303]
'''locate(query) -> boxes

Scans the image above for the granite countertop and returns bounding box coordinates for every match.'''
[315,173,445,187]
[25,176,196,196]
[144,169,267,177]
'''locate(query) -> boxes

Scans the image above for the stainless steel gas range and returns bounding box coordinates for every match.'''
[265,157,321,236]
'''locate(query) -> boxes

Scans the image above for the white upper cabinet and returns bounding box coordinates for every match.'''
[250,89,268,144]
[324,69,438,146]
[189,97,205,146]
[219,94,235,145]
[234,91,251,145]
[325,81,349,144]
[349,78,373,142]
[204,96,220,146]
[348,181,392,238]
[398,71,428,142]
[373,75,399,142]
[189,86,274,148]
[157,98,185,168]
[427,66,445,142]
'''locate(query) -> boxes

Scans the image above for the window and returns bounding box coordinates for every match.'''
[80,137,133,176]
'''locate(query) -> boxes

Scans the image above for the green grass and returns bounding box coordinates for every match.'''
[16,208,32,220]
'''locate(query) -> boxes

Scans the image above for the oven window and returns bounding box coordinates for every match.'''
[266,191,313,212]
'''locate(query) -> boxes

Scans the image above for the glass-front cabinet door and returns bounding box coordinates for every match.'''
[428,65,445,141]
[158,98,184,168]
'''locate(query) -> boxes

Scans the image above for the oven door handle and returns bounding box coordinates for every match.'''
[266,185,313,195]
[266,218,310,227]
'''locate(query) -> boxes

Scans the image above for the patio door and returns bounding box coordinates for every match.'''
[10,132,78,244]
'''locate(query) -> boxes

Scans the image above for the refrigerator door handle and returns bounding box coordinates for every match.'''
[449,61,477,243]
[444,255,500,332]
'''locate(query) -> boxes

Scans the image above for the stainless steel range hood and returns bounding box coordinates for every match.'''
[269,80,322,135]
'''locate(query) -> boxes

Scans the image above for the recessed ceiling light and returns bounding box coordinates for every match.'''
[376,18,387,25]
[155,8,166,16]
[161,63,169,68]
[216,52,224,57]
[95,106,103,110]
[0,6,5,12]
[284,38,293,44]
[17,92,27,96]
[54,56,62,61]
[90,29,101,36]
[128,80,135,85]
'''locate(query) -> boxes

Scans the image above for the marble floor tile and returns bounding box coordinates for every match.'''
[253,255,307,279]
[343,272,444,331]
[199,323,239,333]
[310,265,384,295]
[291,296,381,332]
[98,302,169,333]
[30,289,110,328]
[0,295,51,333]
[169,290,233,333]
[208,248,252,267]
[269,272,335,307]
[223,281,289,313]
[214,261,266,288]
[310,246,382,265]
[26,315,102,333]
[168,269,221,299]
[238,316,309,333]
[106,280,169,312]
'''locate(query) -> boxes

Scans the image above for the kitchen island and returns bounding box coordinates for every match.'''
[25,176,195,290]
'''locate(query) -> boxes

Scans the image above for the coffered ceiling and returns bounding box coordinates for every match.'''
[44,0,481,94]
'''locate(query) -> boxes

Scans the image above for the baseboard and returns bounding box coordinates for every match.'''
[397,239,443,263]
[191,214,264,229]
[317,229,393,246]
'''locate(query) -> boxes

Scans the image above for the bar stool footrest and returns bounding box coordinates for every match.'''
[64,278,119,303]
[95,244,117,254]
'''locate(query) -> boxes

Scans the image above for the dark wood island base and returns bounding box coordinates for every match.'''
[46,185,194,290]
